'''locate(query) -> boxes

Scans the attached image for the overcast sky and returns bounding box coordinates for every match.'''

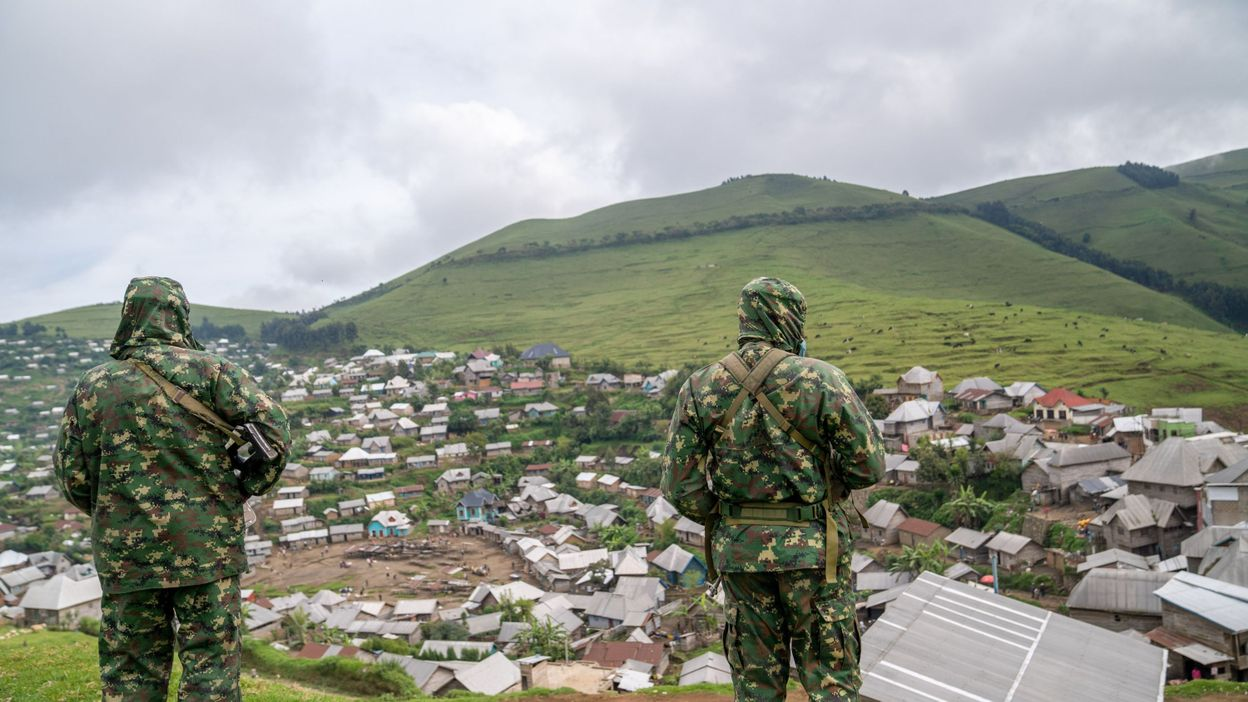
[2,1,1246,321]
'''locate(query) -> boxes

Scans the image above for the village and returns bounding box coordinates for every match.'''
[1,329,1248,698]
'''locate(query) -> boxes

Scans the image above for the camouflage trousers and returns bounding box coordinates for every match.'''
[99,576,242,702]
[721,569,861,701]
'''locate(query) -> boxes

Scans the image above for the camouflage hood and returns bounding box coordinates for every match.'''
[109,276,203,359]
[736,277,806,354]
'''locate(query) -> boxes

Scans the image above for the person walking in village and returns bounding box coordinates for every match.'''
[661,277,885,701]
[54,277,290,701]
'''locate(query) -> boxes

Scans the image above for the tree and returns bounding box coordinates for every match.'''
[593,524,638,550]
[515,616,570,659]
[282,608,311,648]
[653,519,679,551]
[888,541,950,577]
[939,485,993,529]
[421,620,469,640]
[497,595,533,623]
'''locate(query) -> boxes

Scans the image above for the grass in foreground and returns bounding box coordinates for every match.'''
[1165,678,1248,698]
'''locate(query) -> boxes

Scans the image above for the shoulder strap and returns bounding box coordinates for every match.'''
[716,347,817,454]
[129,360,244,445]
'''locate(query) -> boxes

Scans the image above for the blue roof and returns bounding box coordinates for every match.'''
[520,343,569,360]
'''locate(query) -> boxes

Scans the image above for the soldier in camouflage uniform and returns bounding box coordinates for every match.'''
[55,277,290,702]
[662,277,885,701]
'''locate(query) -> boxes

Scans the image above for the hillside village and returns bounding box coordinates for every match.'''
[2,329,1248,698]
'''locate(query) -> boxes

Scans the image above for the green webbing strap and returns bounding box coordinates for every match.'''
[712,346,845,583]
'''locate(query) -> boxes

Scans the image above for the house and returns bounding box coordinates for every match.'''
[1090,494,1190,558]
[457,489,500,525]
[484,441,512,458]
[1123,436,1248,509]
[1031,387,1095,425]
[985,531,1045,571]
[24,485,56,501]
[365,491,397,509]
[1003,381,1047,407]
[392,599,439,622]
[1065,567,1174,633]
[674,516,704,547]
[328,524,366,543]
[863,500,907,545]
[271,498,306,517]
[883,453,920,485]
[407,454,437,470]
[368,510,413,538]
[948,376,1001,397]
[277,486,309,501]
[0,565,46,598]
[596,474,621,492]
[18,573,102,627]
[649,544,707,588]
[280,516,322,534]
[954,387,1014,414]
[332,497,365,516]
[509,379,544,396]
[585,373,621,391]
[580,641,670,677]
[447,652,521,696]
[575,471,598,489]
[395,484,425,500]
[881,400,945,448]
[645,496,680,527]
[354,466,387,482]
[1020,442,1132,504]
[859,573,1166,701]
[520,343,572,368]
[896,518,951,548]
[524,402,559,419]
[1202,459,1248,528]
[1152,572,1248,680]
[945,527,992,563]
[361,436,393,454]
[583,504,623,529]
[474,407,501,425]
[420,402,451,419]
[436,443,472,465]
[872,365,943,408]
[282,462,310,482]
[309,466,339,482]
[679,651,731,686]
[336,446,397,469]
[420,424,449,443]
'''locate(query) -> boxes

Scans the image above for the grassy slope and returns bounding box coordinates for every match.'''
[0,630,356,702]
[19,303,288,340]
[324,196,1247,422]
[1170,147,1248,190]
[463,174,905,254]
[938,160,1248,288]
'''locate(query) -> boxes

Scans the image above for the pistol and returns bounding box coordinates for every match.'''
[227,422,278,471]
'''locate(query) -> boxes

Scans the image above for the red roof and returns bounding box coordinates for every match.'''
[897,517,944,537]
[536,523,560,535]
[580,641,665,668]
[526,463,553,473]
[1034,388,1095,408]
[511,379,544,390]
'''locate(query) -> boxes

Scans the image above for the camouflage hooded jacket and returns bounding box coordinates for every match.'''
[661,277,885,575]
[55,277,290,594]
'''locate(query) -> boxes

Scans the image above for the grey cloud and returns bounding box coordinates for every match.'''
[2,0,1247,321]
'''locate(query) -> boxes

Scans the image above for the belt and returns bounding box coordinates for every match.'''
[718,501,825,527]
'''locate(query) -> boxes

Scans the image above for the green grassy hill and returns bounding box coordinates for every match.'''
[938,153,1248,289]
[316,174,1246,423]
[19,302,288,340]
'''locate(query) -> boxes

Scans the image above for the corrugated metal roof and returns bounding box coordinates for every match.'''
[860,573,1166,702]
[1075,549,1150,573]
[1122,437,1248,487]
[1155,571,1248,633]
[986,531,1034,555]
[945,527,992,550]
[864,500,904,529]
[1066,568,1173,615]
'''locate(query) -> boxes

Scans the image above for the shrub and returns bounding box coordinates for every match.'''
[77,617,100,637]
[242,638,416,697]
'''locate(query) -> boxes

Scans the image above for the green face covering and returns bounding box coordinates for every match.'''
[736,276,807,354]
[109,276,204,360]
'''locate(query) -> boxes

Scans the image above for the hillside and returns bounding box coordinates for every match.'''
[19,302,288,341]
[938,152,1248,289]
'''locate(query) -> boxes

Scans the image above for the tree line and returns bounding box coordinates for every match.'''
[1117,161,1180,189]
[432,201,964,267]
[973,201,1248,331]
[260,311,358,351]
